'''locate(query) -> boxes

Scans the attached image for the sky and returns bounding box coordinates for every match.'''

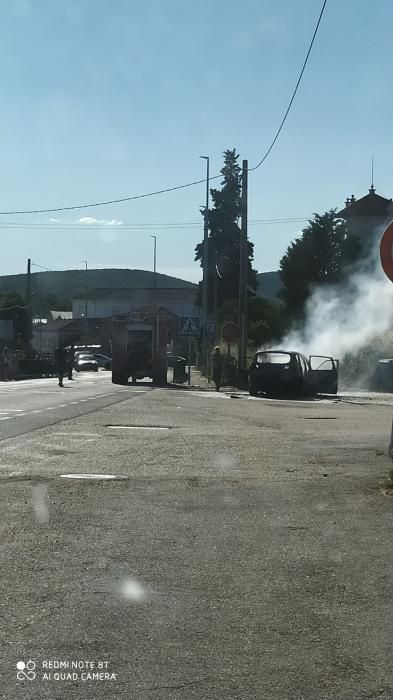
[0,0,392,283]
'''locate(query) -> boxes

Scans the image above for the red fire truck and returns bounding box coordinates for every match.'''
[111,312,168,385]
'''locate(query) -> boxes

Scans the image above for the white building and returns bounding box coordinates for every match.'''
[72,287,198,320]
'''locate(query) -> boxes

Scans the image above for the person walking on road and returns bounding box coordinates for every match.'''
[67,344,75,380]
[54,346,68,387]
[212,346,224,392]
[1,348,11,381]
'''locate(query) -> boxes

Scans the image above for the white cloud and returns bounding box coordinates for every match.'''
[77,217,124,226]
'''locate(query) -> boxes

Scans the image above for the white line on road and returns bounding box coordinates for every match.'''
[53,432,100,437]
[0,417,11,421]
[108,425,169,431]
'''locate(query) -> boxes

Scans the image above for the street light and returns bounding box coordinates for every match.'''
[200,156,209,370]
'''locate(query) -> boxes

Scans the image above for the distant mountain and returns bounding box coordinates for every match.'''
[0,268,196,313]
[256,271,282,300]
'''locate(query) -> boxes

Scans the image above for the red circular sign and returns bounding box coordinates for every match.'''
[380,221,393,282]
[222,322,239,343]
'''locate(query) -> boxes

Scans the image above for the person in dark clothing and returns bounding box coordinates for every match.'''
[67,344,75,380]
[54,346,68,387]
[212,346,224,392]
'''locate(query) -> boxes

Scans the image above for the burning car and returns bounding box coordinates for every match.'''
[248,350,339,397]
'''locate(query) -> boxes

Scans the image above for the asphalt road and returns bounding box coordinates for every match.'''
[1,382,393,699]
[0,371,153,440]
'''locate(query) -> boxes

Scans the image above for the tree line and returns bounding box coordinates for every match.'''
[195,148,361,347]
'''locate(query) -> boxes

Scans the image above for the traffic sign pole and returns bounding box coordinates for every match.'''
[379,221,393,472]
[188,339,191,386]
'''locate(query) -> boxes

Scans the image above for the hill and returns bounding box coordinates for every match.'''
[0,268,197,313]
[256,271,282,300]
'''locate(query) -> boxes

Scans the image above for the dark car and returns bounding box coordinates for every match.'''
[93,353,112,370]
[74,353,99,372]
[248,350,338,397]
[166,354,186,369]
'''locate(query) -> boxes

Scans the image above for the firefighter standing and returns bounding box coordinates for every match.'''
[212,346,224,392]
[54,346,68,387]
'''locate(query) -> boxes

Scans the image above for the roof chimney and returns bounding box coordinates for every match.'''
[350,194,356,204]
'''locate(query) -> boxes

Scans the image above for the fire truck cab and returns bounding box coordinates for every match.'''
[112,313,168,385]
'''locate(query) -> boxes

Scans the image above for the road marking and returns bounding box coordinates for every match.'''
[0,417,11,421]
[0,409,23,413]
[108,425,170,431]
[60,473,120,480]
[31,410,43,414]
[54,432,100,437]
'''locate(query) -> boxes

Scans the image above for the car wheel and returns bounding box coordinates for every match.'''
[249,382,259,397]
[94,367,98,372]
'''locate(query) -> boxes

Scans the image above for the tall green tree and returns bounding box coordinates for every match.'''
[279,210,361,315]
[195,149,257,312]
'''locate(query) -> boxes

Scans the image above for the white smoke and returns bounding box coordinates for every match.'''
[280,262,393,360]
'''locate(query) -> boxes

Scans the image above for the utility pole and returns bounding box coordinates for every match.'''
[26,258,32,352]
[150,235,159,355]
[200,156,210,369]
[82,260,88,347]
[238,159,248,379]
[150,235,157,308]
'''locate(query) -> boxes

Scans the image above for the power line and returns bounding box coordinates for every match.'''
[0,1,326,215]
[0,176,220,216]
[31,262,94,287]
[0,216,309,230]
[249,0,327,171]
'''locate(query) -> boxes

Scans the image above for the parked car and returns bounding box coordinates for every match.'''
[74,353,99,372]
[248,350,338,397]
[166,354,186,369]
[93,353,112,370]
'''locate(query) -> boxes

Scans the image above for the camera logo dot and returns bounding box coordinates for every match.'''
[16,660,36,680]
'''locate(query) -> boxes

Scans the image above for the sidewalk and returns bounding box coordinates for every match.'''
[186,366,239,392]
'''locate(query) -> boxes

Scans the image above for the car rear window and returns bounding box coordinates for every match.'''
[256,352,292,364]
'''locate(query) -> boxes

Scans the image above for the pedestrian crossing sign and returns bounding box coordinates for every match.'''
[179,316,200,337]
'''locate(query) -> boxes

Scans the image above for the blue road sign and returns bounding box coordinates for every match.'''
[179,316,200,337]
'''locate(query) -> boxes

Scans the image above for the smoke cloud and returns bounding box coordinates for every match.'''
[279,260,393,361]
